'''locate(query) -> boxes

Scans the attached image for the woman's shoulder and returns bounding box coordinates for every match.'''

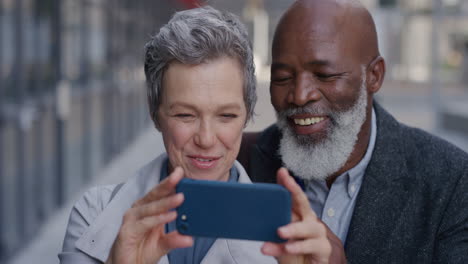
[60,184,121,260]
[63,184,120,246]
[75,153,168,214]
[73,184,119,219]
[70,153,168,222]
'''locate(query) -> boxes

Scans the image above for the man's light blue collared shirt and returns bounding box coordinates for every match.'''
[304,108,377,243]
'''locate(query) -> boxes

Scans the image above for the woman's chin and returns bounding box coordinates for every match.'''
[184,169,230,182]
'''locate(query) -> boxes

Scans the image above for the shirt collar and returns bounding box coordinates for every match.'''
[344,107,377,198]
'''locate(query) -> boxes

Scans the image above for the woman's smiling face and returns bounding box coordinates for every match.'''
[157,56,247,182]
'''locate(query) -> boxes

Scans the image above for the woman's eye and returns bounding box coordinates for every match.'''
[221,114,237,118]
[220,113,238,120]
[175,113,193,118]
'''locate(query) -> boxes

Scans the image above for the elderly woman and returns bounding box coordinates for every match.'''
[59,6,276,264]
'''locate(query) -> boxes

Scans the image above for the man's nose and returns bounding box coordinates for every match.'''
[194,120,216,149]
[288,74,321,106]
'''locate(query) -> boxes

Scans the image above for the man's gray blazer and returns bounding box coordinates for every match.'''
[243,103,468,263]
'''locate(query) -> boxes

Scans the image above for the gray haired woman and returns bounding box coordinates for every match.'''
[59,6,277,264]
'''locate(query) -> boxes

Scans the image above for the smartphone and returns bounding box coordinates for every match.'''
[175,178,291,243]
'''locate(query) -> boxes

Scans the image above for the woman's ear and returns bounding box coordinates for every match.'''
[367,56,386,94]
[154,122,161,131]
[152,115,161,131]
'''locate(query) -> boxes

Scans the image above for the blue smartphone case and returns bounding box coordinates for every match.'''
[175,178,291,243]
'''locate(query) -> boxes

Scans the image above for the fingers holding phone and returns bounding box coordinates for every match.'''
[261,168,347,264]
[108,167,193,264]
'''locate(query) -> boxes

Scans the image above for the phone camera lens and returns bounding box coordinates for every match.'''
[178,222,189,233]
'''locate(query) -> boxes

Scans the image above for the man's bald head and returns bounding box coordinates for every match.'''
[273,0,380,64]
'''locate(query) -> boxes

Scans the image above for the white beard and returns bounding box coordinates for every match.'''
[277,76,368,181]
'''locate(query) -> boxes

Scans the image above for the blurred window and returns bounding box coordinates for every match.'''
[34,0,55,93]
[1,0,14,101]
[87,0,106,80]
[402,0,432,11]
[22,0,36,97]
[379,0,397,8]
[62,0,82,83]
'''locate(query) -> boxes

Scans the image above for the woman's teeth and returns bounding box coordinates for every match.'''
[293,117,325,126]
[195,158,213,162]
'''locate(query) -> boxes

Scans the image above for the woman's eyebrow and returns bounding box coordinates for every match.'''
[168,102,241,111]
[168,102,196,110]
[218,103,242,111]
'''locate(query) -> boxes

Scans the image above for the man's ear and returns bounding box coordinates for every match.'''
[367,56,386,94]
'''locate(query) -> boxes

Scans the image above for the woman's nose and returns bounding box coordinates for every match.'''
[194,121,216,149]
[288,74,322,106]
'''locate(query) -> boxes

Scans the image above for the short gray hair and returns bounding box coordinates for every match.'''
[144,6,256,126]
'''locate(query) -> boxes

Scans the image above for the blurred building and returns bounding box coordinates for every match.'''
[366,0,468,136]
[365,0,468,84]
[217,0,468,86]
[0,0,197,261]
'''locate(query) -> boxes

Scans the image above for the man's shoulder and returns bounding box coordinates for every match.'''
[374,104,468,178]
[243,124,283,183]
[256,124,282,150]
[376,103,466,154]
[239,124,281,167]
[400,124,468,168]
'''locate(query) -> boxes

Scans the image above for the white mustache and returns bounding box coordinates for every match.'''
[277,104,331,117]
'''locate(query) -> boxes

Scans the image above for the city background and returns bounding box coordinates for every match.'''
[1,0,468,263]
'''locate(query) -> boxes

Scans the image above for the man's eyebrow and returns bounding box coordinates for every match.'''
[271,62,292,71]
[307,60,331,67]
[271,60,333,71]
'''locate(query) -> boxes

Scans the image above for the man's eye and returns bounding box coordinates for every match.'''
[271,76,292,84]
[316,73,340,81]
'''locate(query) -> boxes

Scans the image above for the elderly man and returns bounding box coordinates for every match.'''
[240,0,468,263]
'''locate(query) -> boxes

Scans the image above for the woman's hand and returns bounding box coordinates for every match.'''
[107,167,193,264]
[261,168,347,264]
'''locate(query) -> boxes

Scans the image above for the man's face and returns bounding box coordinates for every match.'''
[270,8,372,180]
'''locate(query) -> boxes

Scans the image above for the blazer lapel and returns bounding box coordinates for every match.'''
[345,104,418,261]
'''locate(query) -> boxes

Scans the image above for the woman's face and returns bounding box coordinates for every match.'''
[158,56,247,182]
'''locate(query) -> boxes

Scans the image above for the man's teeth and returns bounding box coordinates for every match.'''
[195,158,213,162]
[293,117,325,126]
